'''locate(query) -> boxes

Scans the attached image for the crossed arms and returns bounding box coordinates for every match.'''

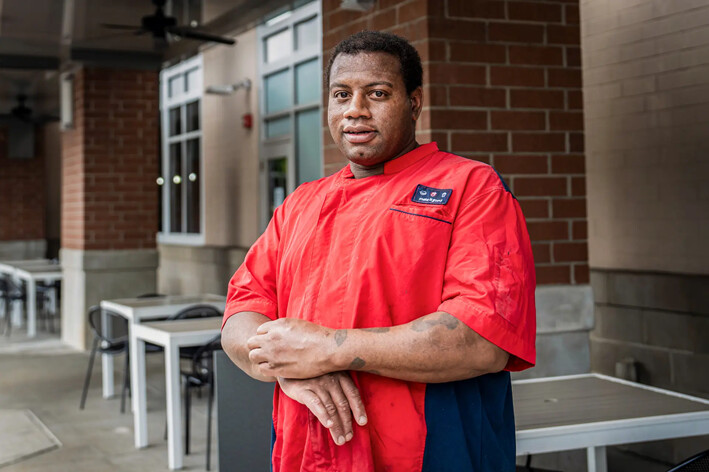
[221,310,509,446]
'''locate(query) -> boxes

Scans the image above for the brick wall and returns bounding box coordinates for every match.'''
[0,127,46,241]
[322,0,587,286]
[61,67,159,251]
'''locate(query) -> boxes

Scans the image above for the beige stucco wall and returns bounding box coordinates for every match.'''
[202,28,261,248]
[581,0,709,275]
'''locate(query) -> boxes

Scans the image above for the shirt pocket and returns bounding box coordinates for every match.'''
[387,203,453,225]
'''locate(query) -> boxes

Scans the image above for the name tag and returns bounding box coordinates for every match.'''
[411,184,452,205]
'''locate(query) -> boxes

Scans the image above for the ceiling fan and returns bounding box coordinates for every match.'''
[0,94,58,124]
[101,0,236,47]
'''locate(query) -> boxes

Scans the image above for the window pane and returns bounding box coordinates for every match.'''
[185,67,199,92]
[186,100,200,132]
[266,116,291,138]
[265,70,292,114]
[265,29,291,63]
[295,59,319,105]
[168,75,182,98]
[169,107,182,136]
[296,108,321,184]
[295,17,318,50]
[169,143,183,233]
[268,157,287,217]
[185,138,200,234]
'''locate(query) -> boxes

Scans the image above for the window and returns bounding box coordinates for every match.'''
[158,55,204,244]
[258,1,322,229]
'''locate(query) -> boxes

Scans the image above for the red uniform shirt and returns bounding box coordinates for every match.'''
[224,143,536,471]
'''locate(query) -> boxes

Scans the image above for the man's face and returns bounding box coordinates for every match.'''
[328,52,422,168]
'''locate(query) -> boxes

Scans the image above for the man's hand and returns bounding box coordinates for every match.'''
[248,318,336,378]
[278,373,367,446]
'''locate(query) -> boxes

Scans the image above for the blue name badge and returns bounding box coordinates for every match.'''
[411,184,452,205]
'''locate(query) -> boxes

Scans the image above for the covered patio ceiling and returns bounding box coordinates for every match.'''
[0,0,292,118]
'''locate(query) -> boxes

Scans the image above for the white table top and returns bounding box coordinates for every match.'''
[132,317,222,345]
[100,294,226,322]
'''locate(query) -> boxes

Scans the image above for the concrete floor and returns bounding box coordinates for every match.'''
[0,331,217,471]
[0,329,676,472]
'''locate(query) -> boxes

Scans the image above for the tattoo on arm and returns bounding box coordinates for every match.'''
[334,330,348,346]
[362,327,390,333]
[348,357,366,369]
[410,313,460,332]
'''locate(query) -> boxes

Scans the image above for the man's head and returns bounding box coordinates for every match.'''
[326,31,423,170]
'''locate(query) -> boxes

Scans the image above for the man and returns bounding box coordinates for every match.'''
[222,31,536,471]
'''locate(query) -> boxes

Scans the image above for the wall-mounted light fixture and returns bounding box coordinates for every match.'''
[205,79,252,95]
[340,0,375,12]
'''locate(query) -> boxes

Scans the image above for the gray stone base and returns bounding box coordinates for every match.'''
[590,268,709,464]
[0,240,47,260]
[512,284,593,380]
[157,244,247,296]
[60,248,158,350]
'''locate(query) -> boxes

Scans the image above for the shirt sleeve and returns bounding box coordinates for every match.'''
[222,205,284,329]
[437,179,536,371]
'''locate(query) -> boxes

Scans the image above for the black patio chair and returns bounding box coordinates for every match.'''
[0,276,26,336]
[36,280,61,333]
[167,304,222,361]
[516,455,563,472]
[80,306,131,413]
[181,334,222,470]
[667,449,709,472]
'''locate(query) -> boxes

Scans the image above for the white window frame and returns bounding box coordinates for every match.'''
[157,54,206,246]
[257,1,322,230]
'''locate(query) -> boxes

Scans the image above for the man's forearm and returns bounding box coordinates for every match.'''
[249,312,509,383]
[329,312,509,383]
[222,311,277,382]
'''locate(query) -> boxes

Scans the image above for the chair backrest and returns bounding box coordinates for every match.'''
[87,305,129,345]
[136,293,165,298]
[189,334,223,380]
[167,304,222,321]
[667,449,709,472]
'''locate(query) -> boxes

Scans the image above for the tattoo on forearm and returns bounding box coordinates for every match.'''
[335,330,347,346]
[348,357,366,369]
[410,313,460,332]
[362,327,390,333]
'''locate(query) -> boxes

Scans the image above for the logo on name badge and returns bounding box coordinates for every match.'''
[411,184,452,205]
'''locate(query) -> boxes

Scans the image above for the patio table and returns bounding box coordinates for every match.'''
[513,373,709,472]
[131,317,222,470]
[0,260,61,337]
[98,294,226,399]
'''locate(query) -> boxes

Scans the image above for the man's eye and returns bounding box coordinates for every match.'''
[372,91,386,98]
[334,91,349,99]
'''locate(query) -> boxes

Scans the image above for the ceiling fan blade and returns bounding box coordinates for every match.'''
[167,26,235,45]
[101,23,141,30]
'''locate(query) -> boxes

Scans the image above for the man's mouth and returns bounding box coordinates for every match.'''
[343,127,376,144]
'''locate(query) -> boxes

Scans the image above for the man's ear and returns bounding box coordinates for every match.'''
[410,87,423,121]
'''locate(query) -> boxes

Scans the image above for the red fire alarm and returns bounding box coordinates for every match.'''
[242,113,253,129]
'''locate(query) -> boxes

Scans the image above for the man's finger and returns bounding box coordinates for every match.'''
[255,322,273,335]
[327,379,354,443]
[246,335,263,350]
[299,389,332,429]
[339,374,367,426]
[314,388,347,446]
[248,347,265,364]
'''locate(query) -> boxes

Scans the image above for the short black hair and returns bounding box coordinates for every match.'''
[325,31,423,95]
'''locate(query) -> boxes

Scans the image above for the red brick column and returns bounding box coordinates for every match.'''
[60,67,159,349]
[322,0,587,286]
[61,68,159,250]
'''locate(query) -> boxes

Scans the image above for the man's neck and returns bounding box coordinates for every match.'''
[348,141,419,179]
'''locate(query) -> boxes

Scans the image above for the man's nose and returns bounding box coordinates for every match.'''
[344,92,371,119]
